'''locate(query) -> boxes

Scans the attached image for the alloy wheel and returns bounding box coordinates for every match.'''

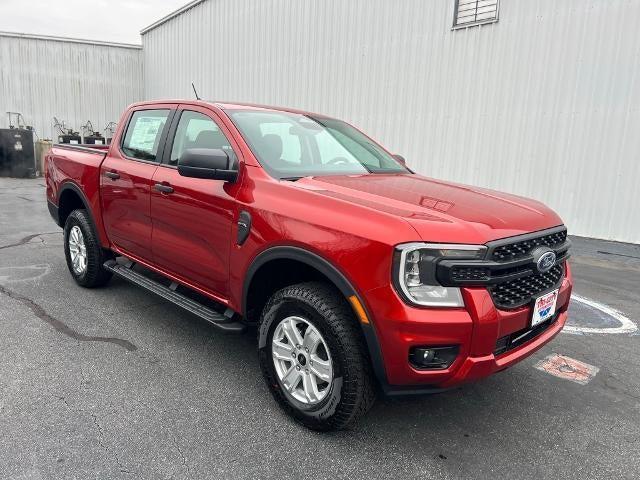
[68,225,87,275]
[271,315,334,405]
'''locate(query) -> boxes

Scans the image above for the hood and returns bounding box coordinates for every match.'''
[294,173,563,244]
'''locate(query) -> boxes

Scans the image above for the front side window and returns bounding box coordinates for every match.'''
[169,111,232,165]
[121,109,170,161]
[227,110,409,179]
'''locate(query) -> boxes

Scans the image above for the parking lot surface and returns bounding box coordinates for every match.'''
[0,178,638,479]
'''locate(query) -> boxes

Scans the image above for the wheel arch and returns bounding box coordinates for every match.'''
[56,182,108,247]
[57,182,91,226]
[243,246,388,386]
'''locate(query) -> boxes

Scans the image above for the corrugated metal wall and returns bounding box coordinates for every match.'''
[143,0,640,244]
[0,33,143,142]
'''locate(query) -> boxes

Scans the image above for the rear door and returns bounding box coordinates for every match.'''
[101,107,173,261]
[149,105,240,298]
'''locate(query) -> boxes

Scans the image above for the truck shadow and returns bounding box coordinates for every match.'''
[134,279,566,447]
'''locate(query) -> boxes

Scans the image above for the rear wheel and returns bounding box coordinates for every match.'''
[258,282,376,430]
[63,210,112,288]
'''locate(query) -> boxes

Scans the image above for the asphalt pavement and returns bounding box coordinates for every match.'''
[0,177,638,479]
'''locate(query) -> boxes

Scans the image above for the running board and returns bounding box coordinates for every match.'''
[104,260,245,333]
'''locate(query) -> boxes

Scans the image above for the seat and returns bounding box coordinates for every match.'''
[261,134,283,165]
[193,129,228,149]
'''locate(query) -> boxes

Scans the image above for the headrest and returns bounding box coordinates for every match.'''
[194,130,224,149]
[261,134,283,164]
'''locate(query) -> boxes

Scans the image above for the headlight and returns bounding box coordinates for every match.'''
[393,243,487,307]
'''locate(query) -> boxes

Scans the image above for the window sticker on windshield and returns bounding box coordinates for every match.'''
[129,117,164,152]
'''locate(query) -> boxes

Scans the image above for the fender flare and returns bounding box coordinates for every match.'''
[243,246,389,386]
[57,182,100,237]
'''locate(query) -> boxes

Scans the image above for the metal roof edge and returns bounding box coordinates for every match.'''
[140,0,207,35]
[0,31,142,49]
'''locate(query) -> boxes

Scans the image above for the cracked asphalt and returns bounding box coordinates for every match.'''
[0,177,639,479]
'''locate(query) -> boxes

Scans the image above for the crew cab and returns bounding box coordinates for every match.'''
[45,100,573,430]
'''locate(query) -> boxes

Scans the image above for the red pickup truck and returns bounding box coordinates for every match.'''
[45,100,573,430]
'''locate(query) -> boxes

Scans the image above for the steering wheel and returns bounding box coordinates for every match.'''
[326,156,352,166]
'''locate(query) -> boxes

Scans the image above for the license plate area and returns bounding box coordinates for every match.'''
[531,289,559,328]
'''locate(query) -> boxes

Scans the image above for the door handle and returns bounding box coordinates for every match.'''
[154,183,174,194]
[105,171,120,180]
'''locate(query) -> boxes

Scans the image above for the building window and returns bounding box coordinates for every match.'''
[453,0,499,29]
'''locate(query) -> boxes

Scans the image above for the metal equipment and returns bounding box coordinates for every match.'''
[104,122,117,144]
[81,120,106,145]
[53,117,81,144]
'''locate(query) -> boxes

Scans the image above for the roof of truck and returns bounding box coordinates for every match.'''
[128,99,332,118]
[214,101,316,115]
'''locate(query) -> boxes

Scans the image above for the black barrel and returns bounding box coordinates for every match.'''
[0,128,36,178]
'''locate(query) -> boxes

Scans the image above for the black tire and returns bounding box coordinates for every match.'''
[258,282,376,431]
[63,209,112,288]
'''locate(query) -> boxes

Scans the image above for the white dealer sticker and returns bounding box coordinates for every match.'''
[532,289,559,327]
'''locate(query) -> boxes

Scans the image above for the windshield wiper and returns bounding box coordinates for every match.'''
[280,176,305,182]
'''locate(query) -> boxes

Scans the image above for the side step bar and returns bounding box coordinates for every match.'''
[104,260,245,333]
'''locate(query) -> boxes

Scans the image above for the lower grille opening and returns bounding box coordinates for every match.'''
[494,313,558,356]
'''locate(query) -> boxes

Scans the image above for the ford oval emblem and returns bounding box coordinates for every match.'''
[536,251,557,273]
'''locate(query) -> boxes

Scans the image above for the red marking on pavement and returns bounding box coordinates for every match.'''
[534,354,599,385]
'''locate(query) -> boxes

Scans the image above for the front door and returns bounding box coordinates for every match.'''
[150,106,239,298]
[101,108,172,261]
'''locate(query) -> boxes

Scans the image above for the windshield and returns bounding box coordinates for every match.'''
[226,110,409,179]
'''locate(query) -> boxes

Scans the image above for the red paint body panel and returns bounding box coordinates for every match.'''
[45,99,574,390]
[305,175,564,244]
[100,156,158,260]
[361,264,572,386]
[150,166,237,298]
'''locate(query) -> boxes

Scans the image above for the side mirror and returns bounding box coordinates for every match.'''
[393,154,406,166]
[178,148,238,182]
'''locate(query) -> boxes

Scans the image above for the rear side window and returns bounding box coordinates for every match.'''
[121,109,170,162]
[169,111,232,165]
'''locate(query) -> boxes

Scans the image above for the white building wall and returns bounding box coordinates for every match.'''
[0,32,143,142]
[142,0,640,244]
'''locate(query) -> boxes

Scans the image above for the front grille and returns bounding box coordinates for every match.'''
[435,226,570,310]
[491,229,567,262]
[489,264,564,309]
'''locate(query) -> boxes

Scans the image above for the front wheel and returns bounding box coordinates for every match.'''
[258,282,376,430]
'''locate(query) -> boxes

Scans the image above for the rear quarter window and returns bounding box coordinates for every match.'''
[121,109,170,162]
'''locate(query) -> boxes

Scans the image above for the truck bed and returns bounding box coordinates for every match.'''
[45,143,110,245]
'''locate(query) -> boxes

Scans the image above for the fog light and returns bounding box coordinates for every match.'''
[409,346,459,369]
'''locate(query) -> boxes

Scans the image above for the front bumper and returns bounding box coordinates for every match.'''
[364,263,573,393]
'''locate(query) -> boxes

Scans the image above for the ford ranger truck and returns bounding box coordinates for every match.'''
[45,100,573,430]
